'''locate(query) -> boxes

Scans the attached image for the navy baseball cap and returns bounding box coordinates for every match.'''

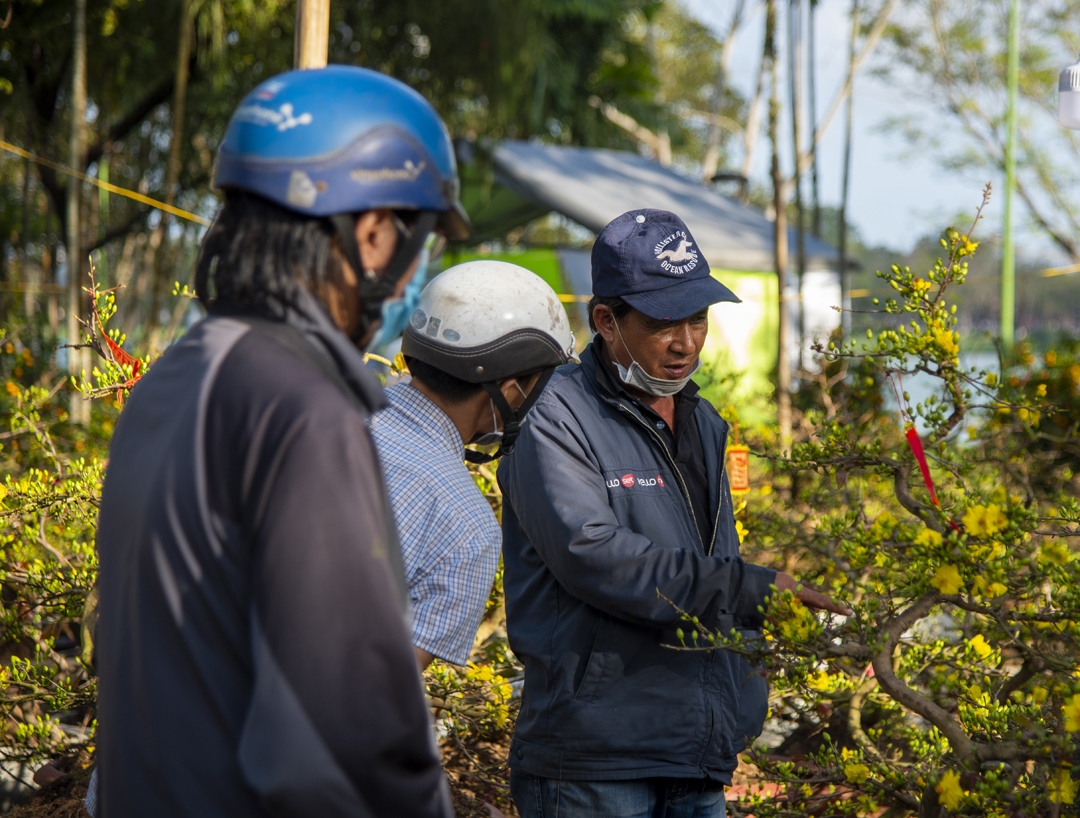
[591,209,740,321]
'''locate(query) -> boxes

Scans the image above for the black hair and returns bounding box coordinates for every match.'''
[587,294,633,333]
[405,356,485,403]
[195,190,341,318]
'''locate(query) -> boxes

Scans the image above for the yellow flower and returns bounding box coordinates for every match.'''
[844,763,871,785]
[936,770,964,810]
[1039,541,1074,566]
[1063,694,1080,732]
[735,520,748,544]
[807,670,831,692]
[871,511,897,537]
[958,235,979,256]
[962,504,1007,537]
[776,599,819,642]
[1036,383,1048,397]
[911,278,932,294]
[914,528,943,548]
[931,564,964,595]
[4,381,17,397]
[1045,350,1058,367]
[1032,685,1048,703]
[966,634,993,661]
[932,325,960,356]
[1049,768,1077,805]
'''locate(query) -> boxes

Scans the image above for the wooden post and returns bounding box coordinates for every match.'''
[766,0,792,452]
[295,0,331,70]
[67,0,89,424]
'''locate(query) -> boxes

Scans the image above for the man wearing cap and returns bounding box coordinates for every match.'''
[499,209,849,817]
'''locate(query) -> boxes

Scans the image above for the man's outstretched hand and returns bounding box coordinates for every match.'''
[774,572,853,617]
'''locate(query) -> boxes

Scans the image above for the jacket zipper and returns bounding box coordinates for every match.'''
[711,439,727,556]
[612,400,730,558]
[614,402,709,555]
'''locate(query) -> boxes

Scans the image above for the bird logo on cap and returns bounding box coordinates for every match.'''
[653,231,699,274]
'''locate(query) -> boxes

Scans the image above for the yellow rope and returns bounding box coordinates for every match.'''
[0,139,211,227]
[1040,262,1080,278]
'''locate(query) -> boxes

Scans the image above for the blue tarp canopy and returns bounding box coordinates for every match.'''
[475,140,845,273]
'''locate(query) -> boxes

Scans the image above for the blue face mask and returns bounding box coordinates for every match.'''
[366,247,430,352]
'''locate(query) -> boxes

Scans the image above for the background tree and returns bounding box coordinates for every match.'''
[878,0,1080,263]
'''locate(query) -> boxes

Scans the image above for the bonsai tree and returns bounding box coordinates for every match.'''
[687,190,1080,817]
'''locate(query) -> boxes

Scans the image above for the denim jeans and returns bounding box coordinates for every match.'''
[510,770,727,818]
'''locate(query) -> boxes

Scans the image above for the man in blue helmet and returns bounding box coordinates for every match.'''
[94,66,465,818]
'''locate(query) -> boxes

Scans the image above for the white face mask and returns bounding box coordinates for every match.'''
[611,319,702,397]
[470,382,529,446]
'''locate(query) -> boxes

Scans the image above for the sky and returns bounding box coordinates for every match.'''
[682,0,1038,256]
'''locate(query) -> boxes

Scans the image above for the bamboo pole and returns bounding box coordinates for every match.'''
[1001,0,1020,350]
[67,0,89,424]
[767,0,792,451]
[789,0,807,371]
[838,0,860,337]
[295,0,331,70]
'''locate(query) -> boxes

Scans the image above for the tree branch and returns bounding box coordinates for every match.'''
[783,0,902,197]
[870,591,977,761]
[86,208,149,254]
[86,76,176,167]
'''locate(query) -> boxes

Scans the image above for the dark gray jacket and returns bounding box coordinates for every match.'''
[96,302,450,818]
[499,343,775,783]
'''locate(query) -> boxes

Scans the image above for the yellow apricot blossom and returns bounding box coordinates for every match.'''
[871,511,897,537]
[1063,694,1080,732]
[961,504,1007,537]
[1039,541,1074,567]
[973,575,1008,599]
[966,634,993,661]
[914,528,943,548]
[930,564,964,595]
[932,325,960,357]
[911,278,932,295]
[1049,768,1077,805]
[844,763,871,785]
[807,670,832,692]
[735,520,748,544]
[936,771,964,810]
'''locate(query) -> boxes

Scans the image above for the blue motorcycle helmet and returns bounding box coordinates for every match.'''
[213,65,470,342]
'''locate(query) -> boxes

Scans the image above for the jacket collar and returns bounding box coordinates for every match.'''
[210,291,387,414]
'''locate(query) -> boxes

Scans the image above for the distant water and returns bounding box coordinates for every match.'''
[881,351,1000,433]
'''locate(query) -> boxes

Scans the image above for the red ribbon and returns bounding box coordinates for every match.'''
[904,424,960,533]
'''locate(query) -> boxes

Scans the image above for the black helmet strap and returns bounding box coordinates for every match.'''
[329,210,438,344]
[464,367,556,464]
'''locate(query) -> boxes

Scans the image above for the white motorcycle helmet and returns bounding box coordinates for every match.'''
[402,260,576,461]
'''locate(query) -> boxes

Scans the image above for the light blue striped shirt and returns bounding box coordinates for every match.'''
[371,383,501,665]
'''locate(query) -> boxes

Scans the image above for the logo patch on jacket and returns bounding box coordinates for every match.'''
[607,472,666,489]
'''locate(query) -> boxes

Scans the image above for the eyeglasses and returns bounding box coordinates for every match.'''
[392,211,448,261]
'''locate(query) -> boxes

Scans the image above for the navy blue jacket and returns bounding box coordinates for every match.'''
[499,343,776,783]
